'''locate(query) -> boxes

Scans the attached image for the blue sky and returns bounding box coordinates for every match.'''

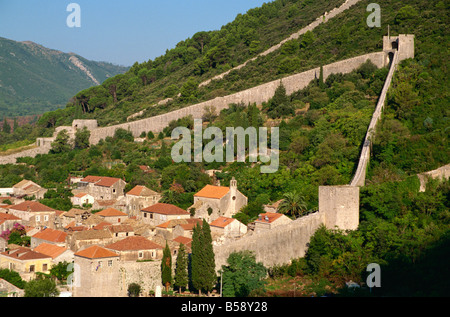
[0,0,268,66]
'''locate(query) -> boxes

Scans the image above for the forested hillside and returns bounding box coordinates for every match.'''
[0,37,128,118]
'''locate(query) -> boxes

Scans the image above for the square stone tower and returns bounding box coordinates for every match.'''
[319,185,359,231]
[383,34,415,64]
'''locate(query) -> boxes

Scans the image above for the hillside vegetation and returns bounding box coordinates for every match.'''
[0,0,448,296]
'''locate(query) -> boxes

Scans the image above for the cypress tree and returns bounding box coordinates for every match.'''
[191,223,203,295]
[2,118,11,134]
[201,219,217,295]
[191,220,217,296]
[161,242,172,292]
[174,243,189,293]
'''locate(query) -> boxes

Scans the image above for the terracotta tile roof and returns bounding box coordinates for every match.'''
[34,243,68,259]
[156,219,200,229]
[92,221,113,230]
[95,177,122,187]
[80,176,103,183]
[1,247,51,261]
[74,192,90,198]
[255,212,284,224]
[173,236,192,247]
[73,229,112,240]
[95,200,117,207]
[177,219,203,231]
[32,228,67,243]
[96,208,127,217]
[141,203,189,216]
[75,245,119,259]
[12,180,33,189]
[210,216,235,228]
[63,208,88,218]
[126,185,159,197]
[0,212,20,221]
[107,224,134,233]
[10,201,55,213]
[194,185,229,199]
[105,236,163,251]
[80,176,122,187]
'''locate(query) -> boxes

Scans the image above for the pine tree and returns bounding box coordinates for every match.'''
[174,243,189,293]
[161,242,172,292]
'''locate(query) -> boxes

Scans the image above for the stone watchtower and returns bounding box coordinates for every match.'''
[318,186,359,231]
[383,34,415,65]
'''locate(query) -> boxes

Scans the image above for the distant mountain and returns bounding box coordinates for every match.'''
[0,37,129,118]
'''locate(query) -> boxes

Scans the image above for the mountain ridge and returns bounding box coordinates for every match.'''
[0,36,129,118]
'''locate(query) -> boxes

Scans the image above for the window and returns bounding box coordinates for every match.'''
[144,212,147,218]
[44,215,49,221]
[108,260,113,267]
[43,264,48,271]
[35,215,40,222]
[138,252,143,259]
[29,265,35,272]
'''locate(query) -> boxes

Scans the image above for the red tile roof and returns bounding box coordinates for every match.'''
[0,212,20,221]
[255,212,284,224]
[10,201,55,213]
[74,192,90,198]
[194,185,229,199]
[126,185,159,197]
[105,236,163,251]
[32,228,67,243]
[96,208,127,217]
[92,221,113,230]
[81,175,122,187]
[75,245,119,259]
[173,236,192,247]
[34,243,68,259]
[210,216,235,228]
[141,203,189,216]
[1,247,51,261]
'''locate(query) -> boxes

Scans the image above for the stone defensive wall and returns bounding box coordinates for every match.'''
[89,51,386,145]
[199,0,363,87]
[214,185,359,270]
[214,212,325,270]
[417,164,450,192]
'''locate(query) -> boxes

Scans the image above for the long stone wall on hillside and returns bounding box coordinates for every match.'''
[89,51,386,145]
[350,51,399,187]
[214,212,324,270]
[0,144,52,165]
[199,0,363,87]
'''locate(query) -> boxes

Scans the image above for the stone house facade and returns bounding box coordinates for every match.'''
[73,245,121,297]
[125,185,161,217]
[7,201,57,230]
[77,176,126,201]
[140,203,190,227]
[0,247,53,281]
[252,212,293,234]
[105,236,163,261]
[210,216,247,238]
[95,208,128,224]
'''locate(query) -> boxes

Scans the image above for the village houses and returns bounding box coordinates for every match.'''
[0,173,302,297]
